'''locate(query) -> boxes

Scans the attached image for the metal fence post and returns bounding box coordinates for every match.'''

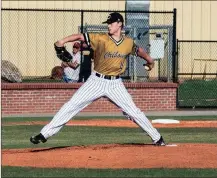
[81,10,84,33]
[176,38,179,81]
[79,10,85,82]
[172,8,177,83]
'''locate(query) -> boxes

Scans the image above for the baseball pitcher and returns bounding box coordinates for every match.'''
[30,12,166,146]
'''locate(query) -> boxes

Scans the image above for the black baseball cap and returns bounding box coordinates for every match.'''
[102,12,124,24]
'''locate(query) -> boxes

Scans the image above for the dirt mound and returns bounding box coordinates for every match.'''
[2,143,217,169]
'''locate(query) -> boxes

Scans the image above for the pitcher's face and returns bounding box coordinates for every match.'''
[108,22,122,35]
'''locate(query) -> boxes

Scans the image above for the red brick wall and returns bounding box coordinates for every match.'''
[2,83,178,116]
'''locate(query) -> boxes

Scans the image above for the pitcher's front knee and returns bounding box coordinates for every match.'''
[127,108,145,118]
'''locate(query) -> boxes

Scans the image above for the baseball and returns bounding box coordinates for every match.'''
[144,65,150,71]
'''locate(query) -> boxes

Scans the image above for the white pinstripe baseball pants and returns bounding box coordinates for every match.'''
[40,72,161,142]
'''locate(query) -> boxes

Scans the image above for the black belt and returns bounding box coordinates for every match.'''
[95,73,120,80]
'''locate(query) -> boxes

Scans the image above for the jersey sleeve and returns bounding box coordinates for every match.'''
[83,33,100,51]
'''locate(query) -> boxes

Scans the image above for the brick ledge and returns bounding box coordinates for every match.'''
[2,82,178,90]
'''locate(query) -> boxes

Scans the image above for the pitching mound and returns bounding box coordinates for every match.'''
[2,143,217,169]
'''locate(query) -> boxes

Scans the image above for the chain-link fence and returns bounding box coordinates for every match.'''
[177,40,217,108]
[2,8,176,83]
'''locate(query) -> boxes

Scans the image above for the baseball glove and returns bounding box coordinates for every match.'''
[54,43,72,62]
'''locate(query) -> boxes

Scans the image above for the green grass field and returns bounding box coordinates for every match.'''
[3,167,217,178]
[2,116,217,178]
[178,79,217,107]
[2,115,217,122]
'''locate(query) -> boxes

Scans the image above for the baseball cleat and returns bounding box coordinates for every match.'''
[154,136,166,146]
[30,133,47,144]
